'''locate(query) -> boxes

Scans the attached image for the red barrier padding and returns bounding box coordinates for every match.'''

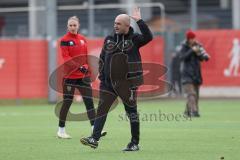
[0,40,48,99]
[195,30,240,86]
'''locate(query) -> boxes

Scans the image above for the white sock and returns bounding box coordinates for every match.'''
[91,125,94,132]
[58,127,65,134]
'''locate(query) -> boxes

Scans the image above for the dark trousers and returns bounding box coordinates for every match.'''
[59,77,95,127]
[183,83,200,113]
[92,83,140,144]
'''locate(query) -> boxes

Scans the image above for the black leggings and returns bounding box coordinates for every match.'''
[59,77,95,127]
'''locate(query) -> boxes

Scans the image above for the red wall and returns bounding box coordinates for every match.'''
[0,40,48,99]
[195,30,240,86]
[0,41,18,98]
[1,30,239,99]
[0,37,164,99]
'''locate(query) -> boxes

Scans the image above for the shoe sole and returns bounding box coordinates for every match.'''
[101,131,107,137]
[57,136,72,139]
[122,149,139,152]
[80,139,97,149]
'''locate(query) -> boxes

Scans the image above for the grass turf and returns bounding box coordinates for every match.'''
[0,99,239,160]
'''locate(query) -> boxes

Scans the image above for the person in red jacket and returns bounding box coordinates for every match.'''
[57,16,106,139]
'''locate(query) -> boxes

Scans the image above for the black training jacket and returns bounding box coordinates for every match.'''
[98,19,153,87]
[178,40,207,85]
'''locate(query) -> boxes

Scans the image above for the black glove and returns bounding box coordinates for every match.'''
[79,66,88,74]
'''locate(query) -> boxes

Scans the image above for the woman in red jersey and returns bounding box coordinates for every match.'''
[57,16,106,139]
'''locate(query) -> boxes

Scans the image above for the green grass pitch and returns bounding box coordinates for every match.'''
[0,99,239,160]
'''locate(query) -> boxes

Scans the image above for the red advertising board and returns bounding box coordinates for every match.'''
[3,30,240,99]
[0,40,48,99]
[18,40,48,98]
[195,30,240,86]
[0,40,18,98]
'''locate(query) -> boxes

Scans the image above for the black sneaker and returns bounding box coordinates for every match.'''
[122,142,139,151]
[101,131,107,137]
[80,137,98,149]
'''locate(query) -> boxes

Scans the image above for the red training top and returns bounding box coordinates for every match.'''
[60,32,90,79]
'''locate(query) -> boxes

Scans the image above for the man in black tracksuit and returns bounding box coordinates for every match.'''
[80,8,153,151]
[179,30,210,117]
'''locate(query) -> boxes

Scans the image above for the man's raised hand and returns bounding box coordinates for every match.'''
[129,7,141,21]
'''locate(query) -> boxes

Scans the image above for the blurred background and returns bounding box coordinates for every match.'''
[0,0,240,104]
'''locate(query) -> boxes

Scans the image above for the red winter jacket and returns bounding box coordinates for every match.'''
[60,32,90,79]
